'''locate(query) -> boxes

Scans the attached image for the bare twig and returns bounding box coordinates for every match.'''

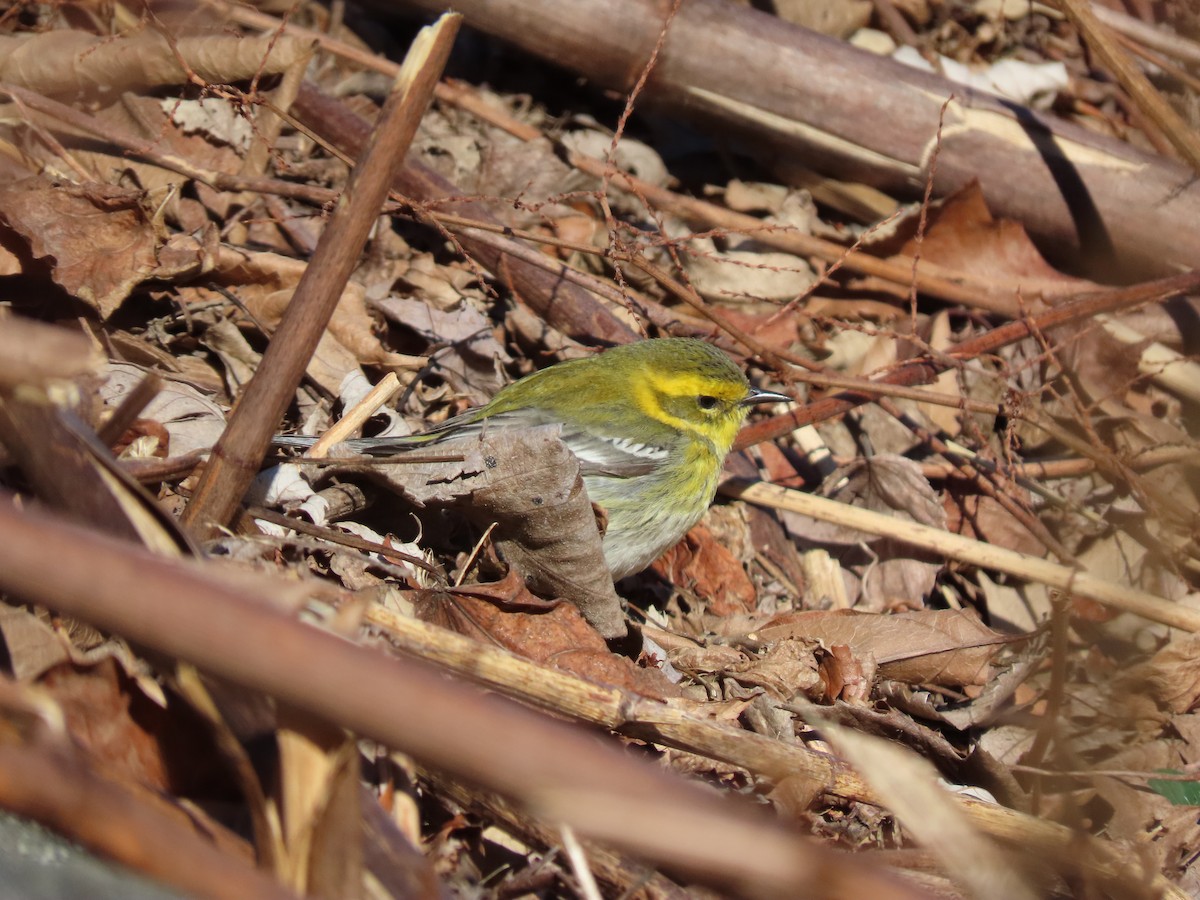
[183,15,462,534]
[0,495,924,900]
[727,481,1200,633]
[1056,0,1200,175]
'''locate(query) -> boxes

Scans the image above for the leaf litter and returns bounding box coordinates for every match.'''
[0,1,1198,898]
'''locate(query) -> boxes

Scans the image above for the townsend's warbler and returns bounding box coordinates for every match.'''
[277,338,788,579]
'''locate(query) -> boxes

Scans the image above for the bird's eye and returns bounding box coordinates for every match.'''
[697,395,718,410]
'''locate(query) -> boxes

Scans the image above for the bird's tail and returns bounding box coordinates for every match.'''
[269,432,435,455]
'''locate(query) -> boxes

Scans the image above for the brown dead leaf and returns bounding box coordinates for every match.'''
[743,608,1005,687]
[639,624,750,678]
[922,310,964,435]
[1087,734,1199,875]
[726,639,822,700]
[943,485,1045,557]
[936,638,1045,730]
[885,181,1090,299]
[713,305,802,354]
[40,659,171,790]
[781,454,946,611]
[1054,318,1145,415]
[416,586,676,699]
[446,566,563,613]
[827,455,946,533]
[373,295,511,404]
[767,773,824,818]
[650,522,756,616]
[356,426,625,637]
[0,604,70,681]
[819,644,876,705]
[81,93,243,200]
[208,247,424,391]
[0,178,159,317]
[1115,633,1200,716]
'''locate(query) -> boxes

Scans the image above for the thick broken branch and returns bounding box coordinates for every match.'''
[387,0,1200,279]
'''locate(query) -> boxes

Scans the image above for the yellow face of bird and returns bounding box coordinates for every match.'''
[632,367,755,454]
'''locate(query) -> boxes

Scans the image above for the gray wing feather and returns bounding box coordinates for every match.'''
[273,406,669,476]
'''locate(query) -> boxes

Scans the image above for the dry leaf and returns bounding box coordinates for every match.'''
[943,485,1045,557]
[885,181,1089,299]
[726,639,822,700]
[0,604,70,681]
[336,426,625,637]
[39,659,174,791]
[373,295,510,403]
[744,608,1005,687]
[650,522,756,616]
[781,454,946,611]
[0,179,159,317]
[0,30,307,95]
[818,643,876,705]
[1115,633,1200,716]
[418,582,676,698]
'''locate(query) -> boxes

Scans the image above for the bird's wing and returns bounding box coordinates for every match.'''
[274,406,668,477]
[458,409,668,477]
[559,427,669,478]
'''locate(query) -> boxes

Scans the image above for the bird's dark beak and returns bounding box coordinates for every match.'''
[740,387,791,406]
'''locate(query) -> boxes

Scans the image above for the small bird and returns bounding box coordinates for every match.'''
[276,338,788,579]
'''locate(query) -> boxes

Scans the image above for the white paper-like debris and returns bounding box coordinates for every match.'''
[252,517,290,538]
[297,494,331,528]
[247,464,315,507]
[162,97,254,151]
[336,521,435,584]
[938,778,998,805]
[849,27,897,56]
[893,46,1068,107]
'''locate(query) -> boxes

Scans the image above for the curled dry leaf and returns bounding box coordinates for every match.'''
[373,295,511,403]
[651,632,748,674]
[725,639,823,700]
[210,248,425,392]
[0,178,202,318]
[739,607,1006,688]
[0,29,308,95]
[38,658,177,792]
[819,643,876,705]
[103,355,245,454]
[1114,633,1200,716]
[335,426,625,638]
[883,181,1090,302]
